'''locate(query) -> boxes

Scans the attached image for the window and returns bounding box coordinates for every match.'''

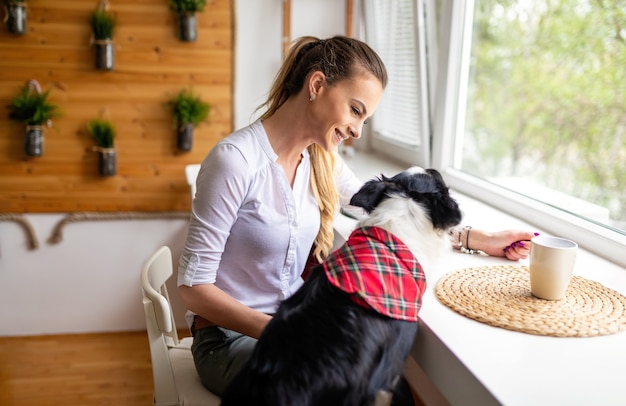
[362,0,431,166]
[362,0,626,266]
[433,0,626,266]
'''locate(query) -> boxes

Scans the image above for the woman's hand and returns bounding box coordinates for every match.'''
[454,227,539,261]
[475,229,538,261]
[488,230,538,260]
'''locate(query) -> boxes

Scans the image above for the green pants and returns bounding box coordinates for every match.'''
[191,326,257,396]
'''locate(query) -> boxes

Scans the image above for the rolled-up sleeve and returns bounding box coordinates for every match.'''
[178,143,249,287]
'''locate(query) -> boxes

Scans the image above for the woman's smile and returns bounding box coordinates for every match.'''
[335,128,349,145]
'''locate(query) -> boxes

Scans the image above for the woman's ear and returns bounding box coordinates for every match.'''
[308,71,325,99]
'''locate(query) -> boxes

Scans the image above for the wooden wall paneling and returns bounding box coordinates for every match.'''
[346,0,353,37]
[282,0,291,59]
[0,0,233,213]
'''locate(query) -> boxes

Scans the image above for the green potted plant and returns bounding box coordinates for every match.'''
[90,2,117,70]
[4,0,27,35]
[167,89,210,152]
[86,118,116,176]
[169,0,207,42]
[6,80,59,157]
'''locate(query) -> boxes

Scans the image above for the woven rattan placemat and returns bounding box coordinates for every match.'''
[435,265,626,337]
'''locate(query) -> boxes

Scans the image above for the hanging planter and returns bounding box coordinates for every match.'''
[177,123,195,151]
[166,88,210,152]
[86,118,117,176]
[6,80,59,157]
[90,1,116,71]
[169,0,206,42]
[4,0,27,35]
[97,147,117,176]
[94,39,114,70]
[177,12,197,42]
[24,125,43,156]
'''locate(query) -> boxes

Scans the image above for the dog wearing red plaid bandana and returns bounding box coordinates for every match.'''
[221,167,462,406]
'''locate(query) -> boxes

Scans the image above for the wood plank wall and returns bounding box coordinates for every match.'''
[0,0,233,213]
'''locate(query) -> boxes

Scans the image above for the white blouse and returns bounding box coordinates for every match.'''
[178,120,362,321]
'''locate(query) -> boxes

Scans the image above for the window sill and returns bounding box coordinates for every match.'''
[412,193,626,405]
[444,168,626,268]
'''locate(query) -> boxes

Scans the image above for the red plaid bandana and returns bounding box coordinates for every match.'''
[323,226,426,322]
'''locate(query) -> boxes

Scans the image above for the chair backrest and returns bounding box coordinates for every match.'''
[141,246,180,405]
[185,164,201,199]
[141,246,179,343]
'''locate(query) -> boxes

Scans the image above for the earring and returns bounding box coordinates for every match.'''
[309,94,316,101]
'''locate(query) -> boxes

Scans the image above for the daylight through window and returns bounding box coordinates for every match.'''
[458,0,625,233]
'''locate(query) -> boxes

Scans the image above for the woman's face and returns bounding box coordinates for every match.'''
[310,72,384,152]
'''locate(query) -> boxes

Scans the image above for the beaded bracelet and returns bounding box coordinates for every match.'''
[459,225,478,255]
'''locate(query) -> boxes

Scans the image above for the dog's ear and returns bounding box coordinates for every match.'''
[428,191,463,230]
[407,169,446,195]
[425,168,445,185]
[420,169,463,230]
[349,175,389,213]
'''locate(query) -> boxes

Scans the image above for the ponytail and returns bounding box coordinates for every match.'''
[258,36,387,261]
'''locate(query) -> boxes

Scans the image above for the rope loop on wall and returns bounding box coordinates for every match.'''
[27,79,42,94]
[47,211,191,244]
[97,0,110,12]
[0,214,39,250]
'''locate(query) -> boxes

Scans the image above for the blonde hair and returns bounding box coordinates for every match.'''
[258,36,387,261]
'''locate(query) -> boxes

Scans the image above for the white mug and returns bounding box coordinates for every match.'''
[529,236,578,300]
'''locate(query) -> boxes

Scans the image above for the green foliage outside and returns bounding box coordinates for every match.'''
[463,0,626,228]
[90,8,116,40]
[169,0,207,13]
[87,118,115,148]
[7,83,58,126]
[167,89,210,128]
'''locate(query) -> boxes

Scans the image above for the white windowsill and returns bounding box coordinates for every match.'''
[339,150,626,405]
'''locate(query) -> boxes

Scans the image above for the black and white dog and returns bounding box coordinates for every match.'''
[221,167,462,406]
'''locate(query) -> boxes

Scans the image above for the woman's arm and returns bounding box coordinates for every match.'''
[451,226,538,261]
[179,141,271,337]
[179,284,271,339]
[333,158,538,262]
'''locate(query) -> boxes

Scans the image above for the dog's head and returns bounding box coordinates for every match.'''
[349,167,462,231]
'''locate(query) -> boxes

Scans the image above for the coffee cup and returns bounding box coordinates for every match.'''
[529,236,578,300]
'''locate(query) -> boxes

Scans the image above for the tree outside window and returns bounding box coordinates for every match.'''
[460,0,625,231]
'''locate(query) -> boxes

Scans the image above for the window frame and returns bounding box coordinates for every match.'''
[430,0,626,267]
[361,0,432,168]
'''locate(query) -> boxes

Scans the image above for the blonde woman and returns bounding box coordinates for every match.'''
[177,35,534,396]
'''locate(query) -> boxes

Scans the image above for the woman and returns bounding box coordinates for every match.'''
[178,35,534,396]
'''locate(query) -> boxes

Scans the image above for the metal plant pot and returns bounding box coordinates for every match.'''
[177,124,194,152]
[98,148,117,176]
[6,3,27,35]
[177,13,197,42]
[24,125,43,157]
[95,40,115,71]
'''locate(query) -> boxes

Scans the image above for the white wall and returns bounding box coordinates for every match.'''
[0,0,346,337]
[0,217,190,336]
[234,0,346,129]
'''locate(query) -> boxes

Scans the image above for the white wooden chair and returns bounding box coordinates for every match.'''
[141,246,221,406]
[185,164,201,199]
